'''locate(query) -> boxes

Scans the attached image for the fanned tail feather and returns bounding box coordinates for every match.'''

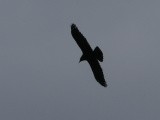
[93,46,103,62]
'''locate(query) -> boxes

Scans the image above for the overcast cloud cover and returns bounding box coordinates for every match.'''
[0,0,160,120]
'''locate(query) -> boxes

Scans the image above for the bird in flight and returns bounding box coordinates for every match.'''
[71,24,107,87]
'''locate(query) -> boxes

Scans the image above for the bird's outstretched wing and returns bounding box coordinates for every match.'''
[88,59,107,87]
[71,24,92,53]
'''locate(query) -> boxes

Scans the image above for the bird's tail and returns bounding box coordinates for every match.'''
[93,46,103,62]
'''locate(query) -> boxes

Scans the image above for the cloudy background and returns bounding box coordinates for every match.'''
[0,0,160,120]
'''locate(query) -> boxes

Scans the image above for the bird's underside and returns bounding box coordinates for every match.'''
[71,23,107,87]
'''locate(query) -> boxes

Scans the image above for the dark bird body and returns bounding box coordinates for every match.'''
[71,24,107,87]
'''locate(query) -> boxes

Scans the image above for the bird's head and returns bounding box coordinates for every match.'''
[79,54,86,63]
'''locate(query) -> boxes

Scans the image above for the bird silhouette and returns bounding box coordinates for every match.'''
[71,24,107,87]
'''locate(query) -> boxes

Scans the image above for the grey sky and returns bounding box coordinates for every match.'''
[0,0,160,120]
